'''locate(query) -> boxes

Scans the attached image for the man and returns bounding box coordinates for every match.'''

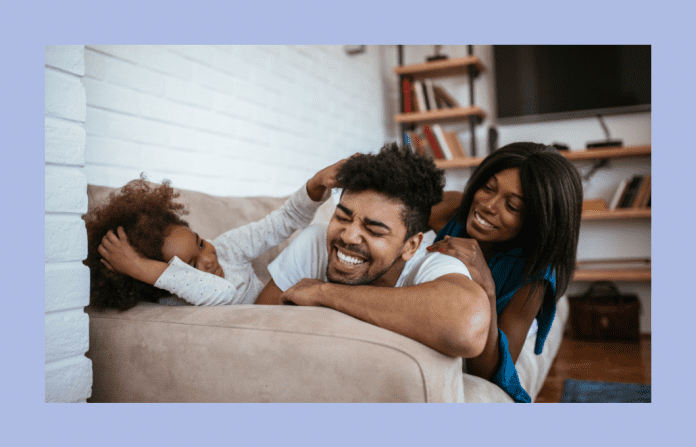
[255,143,490,358]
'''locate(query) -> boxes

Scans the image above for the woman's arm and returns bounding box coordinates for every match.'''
[425,236,545,379]
[429,191,463,233]
[466,282,544,380]
[497,282,546,362]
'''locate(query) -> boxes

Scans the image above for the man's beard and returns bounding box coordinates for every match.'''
[326,241,402,286]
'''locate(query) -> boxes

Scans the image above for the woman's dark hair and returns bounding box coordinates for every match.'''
[337,142,446,239]
[83,178,190,311]
[455,142,583,297]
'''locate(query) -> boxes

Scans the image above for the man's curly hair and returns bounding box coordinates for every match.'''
[82,179,190,311]
[336,142,445,239]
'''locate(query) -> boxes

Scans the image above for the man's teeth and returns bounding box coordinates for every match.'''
[475,211,495,228]
[337,250,365,266]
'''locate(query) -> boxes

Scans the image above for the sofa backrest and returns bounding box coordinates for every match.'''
[86,183,336,285]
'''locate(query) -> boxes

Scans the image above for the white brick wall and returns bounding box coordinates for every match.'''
[82,45,389,197]
[45,45,92,403]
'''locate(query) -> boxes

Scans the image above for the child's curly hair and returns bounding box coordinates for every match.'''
[83,178,190,311]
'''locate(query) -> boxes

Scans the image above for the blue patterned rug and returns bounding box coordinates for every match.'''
[561,379,651,403]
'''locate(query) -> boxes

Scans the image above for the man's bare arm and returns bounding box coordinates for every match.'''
[280,273,490,358]
[255,278,283,305]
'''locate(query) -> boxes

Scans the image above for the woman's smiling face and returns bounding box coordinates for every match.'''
[161,225,224,278]
[466,168,524,244]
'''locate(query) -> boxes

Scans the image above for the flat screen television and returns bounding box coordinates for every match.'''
[493,45,651,124]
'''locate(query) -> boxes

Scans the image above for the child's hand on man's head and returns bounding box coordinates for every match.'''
[306,153,359,202]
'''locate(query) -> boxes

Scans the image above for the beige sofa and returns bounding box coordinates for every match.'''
[85,183,569,402]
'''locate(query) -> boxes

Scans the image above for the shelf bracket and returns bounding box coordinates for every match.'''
[583,158,610,182]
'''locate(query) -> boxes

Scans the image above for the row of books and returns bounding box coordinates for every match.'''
[608,175,651,210]
[404,124,469,160]
[402,78,460,113]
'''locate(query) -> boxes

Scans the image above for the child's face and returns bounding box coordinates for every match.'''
[162,225,224,278]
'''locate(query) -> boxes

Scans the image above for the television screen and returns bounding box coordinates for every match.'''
[493,45,651,124]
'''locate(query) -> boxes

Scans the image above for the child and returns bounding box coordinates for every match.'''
[84,157,347,310]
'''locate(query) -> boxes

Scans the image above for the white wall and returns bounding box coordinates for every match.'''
[384,45,651,332]
[82,45,390,197]
[45,45,93,403]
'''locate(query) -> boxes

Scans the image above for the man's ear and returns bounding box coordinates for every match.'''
[400,232,423,261]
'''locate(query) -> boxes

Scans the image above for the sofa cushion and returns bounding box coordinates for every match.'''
[87,303,465,402]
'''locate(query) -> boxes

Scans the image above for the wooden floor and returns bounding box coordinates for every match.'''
[535,334,651,402]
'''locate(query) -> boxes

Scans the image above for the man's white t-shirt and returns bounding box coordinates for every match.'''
[268,224,473,291]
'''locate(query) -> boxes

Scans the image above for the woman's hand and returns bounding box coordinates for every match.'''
[305,154,358,202]
[427,236,496,302]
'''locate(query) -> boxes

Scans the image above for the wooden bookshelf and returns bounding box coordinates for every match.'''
[394,55,485,80]
[434,157,485,169]
[394,49,486,156]
[573,268,651,282]
[434,145,651,170]
[563,145,651,161]
[395,106,486,125]
[582,208,651,220]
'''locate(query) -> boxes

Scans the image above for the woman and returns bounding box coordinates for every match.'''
[426,142,583,402]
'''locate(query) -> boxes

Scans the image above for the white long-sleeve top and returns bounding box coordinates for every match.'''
[154,185,328,306]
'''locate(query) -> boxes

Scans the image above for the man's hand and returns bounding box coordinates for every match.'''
[280,278,327,306]
[427,236,496,302]
[305,153,358,202]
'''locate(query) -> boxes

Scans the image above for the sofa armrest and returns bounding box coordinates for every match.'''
[87,303,465,402]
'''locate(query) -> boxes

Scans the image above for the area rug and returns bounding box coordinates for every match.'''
[561,379,651,403]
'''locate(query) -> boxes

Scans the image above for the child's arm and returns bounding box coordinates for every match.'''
[98,226,168,286]
[99,227,244,306]
[214,156,349,264]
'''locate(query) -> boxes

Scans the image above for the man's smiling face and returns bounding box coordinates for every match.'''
[326,190,420,286]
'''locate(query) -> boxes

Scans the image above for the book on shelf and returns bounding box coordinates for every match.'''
[632,175,651,208]
[413,81,430,112]
[413,80,430,111]
[424,79,438,111]
[412,88,421,112]
[618,175,644,208]
[408,132,424,156]
[401,78,414,113]
[422,125,444,159]
[412,131,436,159]
[608,179,630,210]
[432,124,453,160]
[444,131,467,158]
[433,84,460,108]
